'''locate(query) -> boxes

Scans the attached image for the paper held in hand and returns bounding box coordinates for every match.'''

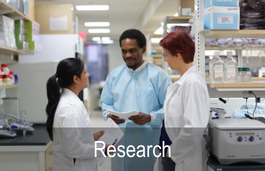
[107,109,138,120]
[96,118,124,166]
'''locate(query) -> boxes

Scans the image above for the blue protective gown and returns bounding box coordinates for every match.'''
[99,62,172,171]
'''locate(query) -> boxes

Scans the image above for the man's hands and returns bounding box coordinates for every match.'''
[107,114,125,125]
[93,130,104,141]
[129,112,151,125]
[107,112,151,125]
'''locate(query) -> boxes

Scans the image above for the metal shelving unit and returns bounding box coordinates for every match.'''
[0,0,37,56]
[193,0,265,97]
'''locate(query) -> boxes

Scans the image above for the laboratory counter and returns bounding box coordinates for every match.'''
[207,155,265,171]
[0,124,50,146]
[0,124,52,171]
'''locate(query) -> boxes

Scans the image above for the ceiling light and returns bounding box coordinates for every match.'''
[102,37,110,41]
[92,37,101,41]
[88,29,110,33]
[97,40,114,44]
[151,38,162,44]
[85,22,110,27]
[154,27,163,35]
[76,5,109,11]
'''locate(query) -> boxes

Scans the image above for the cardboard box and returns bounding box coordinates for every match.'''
[205,0,239,9]
[180,0,194,16]
[35,4,73,34]
[29,0,34,20]
[204,6,239,30]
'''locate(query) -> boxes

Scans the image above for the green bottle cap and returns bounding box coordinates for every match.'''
[238,67,243,71]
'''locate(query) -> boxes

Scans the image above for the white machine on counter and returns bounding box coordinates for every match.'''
[208,118,265,165]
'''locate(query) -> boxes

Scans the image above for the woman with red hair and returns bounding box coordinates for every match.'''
[154,28,210,171]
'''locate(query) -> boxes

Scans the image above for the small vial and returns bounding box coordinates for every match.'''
[243,67,252,82]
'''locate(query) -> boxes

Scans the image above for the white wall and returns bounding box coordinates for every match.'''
[108,42,124,73]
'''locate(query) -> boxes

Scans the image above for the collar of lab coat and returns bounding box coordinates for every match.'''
[175,65,197,86]
[62,88,81,102]
[127,61,147,72]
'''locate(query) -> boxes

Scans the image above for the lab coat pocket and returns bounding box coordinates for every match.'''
[137,88,153,111]
[167,96,182,118]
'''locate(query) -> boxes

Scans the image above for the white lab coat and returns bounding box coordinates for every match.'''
[154,66,210,171]
[52,88,104,171]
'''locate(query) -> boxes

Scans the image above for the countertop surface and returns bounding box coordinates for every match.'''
[0,124,50,146]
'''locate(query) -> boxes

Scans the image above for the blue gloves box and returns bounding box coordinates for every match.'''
[204,6,239,30]
[205,0,239,8]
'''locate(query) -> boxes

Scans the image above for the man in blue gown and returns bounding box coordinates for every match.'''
[98,29,172,171]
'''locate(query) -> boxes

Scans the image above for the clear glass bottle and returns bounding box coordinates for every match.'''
[209,51,224,83]
[224,51,237,83]
[237,67,243,82]
[243,67,252,82]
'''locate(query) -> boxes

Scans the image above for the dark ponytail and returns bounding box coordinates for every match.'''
[46,75,60,141]
[46,58,84,141]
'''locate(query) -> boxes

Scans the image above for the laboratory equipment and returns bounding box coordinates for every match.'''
[0,129,16,137]
[208,118,265,165]
[0,112,34,134]
[210,107,226,119]
[224,51,237,83]
[209,51,224,83]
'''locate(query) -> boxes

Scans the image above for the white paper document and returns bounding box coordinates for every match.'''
[96,118,124,166]
[49,16,68,30]
[107,109,138,120]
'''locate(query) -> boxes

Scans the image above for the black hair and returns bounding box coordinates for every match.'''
[119,29,146,48]
[46,58,84,141]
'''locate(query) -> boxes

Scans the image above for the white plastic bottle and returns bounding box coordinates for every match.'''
[1,64,9,75]
[224,51,237,83]
[209,51,224,83]
[9,71,14,85]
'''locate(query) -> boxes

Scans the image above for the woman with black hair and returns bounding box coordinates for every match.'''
[46,58,110,171]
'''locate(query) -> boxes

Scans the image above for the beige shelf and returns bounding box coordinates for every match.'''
[152,54,162,58]
[0,84,17,90]
[210,82,265,88]
[204,30,265,39]
[205,47,242,50]
[205,46,265,50]
[168,16,193,21]
[0,44,33,55]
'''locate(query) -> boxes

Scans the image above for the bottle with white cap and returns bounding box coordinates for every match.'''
[224,51,237,83]
[209,51,224,83]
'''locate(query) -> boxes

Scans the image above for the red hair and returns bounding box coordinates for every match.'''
[159,28,195,63]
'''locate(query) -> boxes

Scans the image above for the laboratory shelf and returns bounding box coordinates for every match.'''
[164,16,192,23]
[203,30,265,39]
[152,54,162,58]
[0,0,38,56]
[210,82,265,88]
[0,84,18,90]
[0,44,33,55]
[205,46,265,50]
[0,0,38,23]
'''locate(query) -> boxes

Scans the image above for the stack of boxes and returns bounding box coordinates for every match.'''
[204,0,239,30]
[24,20,40,51]
[15,19,40,51]
[4,0,29,16]
[15,19,28,50]
[0,15,16,48]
